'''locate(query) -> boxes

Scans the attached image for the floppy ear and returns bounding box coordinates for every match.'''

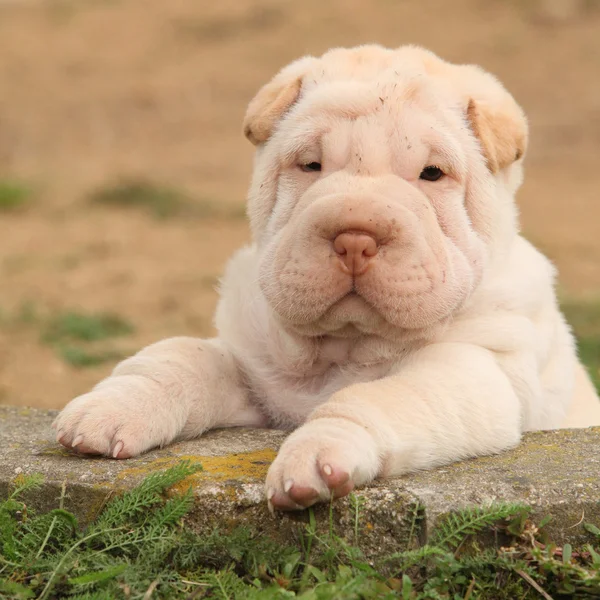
[410,49,528,174]
[243,56,316,145]
[461,68,528,173]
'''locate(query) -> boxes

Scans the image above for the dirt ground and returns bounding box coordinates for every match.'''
[1,0,599,409]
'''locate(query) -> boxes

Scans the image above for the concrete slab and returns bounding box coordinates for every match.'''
[1,405,599,557]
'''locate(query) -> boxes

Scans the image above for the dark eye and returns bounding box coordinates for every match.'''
[300,162,322,173]
[419,165,444,182]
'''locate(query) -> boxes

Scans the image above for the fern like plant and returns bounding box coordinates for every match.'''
[431,502,529,549]
[1,463,599,599]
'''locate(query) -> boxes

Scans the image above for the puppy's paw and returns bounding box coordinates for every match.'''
[52,380,181,459]
[265,417,379,511]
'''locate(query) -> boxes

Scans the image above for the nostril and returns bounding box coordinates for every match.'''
[333,234,350,256]
[332,231,379,276]
[361,236,378,257]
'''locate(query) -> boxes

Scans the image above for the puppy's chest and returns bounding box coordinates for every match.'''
[253,336,401,427]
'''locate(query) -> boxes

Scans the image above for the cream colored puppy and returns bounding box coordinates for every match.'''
[53,45,600,511]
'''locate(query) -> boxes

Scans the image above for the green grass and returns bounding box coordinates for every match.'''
[89,179,245,221]
[1,462,600,599]
[562,299,600,392]
[0,180,31,212]
[55,345,126,368]
[1,305,134,368]
[41,310,134,369]
[42,311,134,344]
[89,180,190,219]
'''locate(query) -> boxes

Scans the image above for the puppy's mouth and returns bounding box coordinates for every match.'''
[335,288,372,308]
[319,288,381,329]
[330,284,364,308]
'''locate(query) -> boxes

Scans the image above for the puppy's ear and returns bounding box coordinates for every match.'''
[413,50,528,174]
[466,96,527,173]
[243,56,316,145]
[461,68,528,173]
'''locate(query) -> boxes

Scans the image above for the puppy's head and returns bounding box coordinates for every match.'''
[243,45,528,339]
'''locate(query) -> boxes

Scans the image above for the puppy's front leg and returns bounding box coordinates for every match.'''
[53,337,263,458]
[266,343,523,510]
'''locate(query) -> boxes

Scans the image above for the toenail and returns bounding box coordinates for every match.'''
[284,479,294,493]
[322,464,333,476]
[112,440,124,459]
[72,435,83,448]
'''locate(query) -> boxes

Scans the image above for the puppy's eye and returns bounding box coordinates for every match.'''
[300,162,322,173]
[419,165,444,182]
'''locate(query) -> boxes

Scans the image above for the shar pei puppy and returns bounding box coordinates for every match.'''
[53,45,600,511]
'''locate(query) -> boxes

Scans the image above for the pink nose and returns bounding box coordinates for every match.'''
[333,231,378,276]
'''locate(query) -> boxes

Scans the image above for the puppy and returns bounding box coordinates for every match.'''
[53,45,600,511]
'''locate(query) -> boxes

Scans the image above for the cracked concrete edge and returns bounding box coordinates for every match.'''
[1,405,600,558]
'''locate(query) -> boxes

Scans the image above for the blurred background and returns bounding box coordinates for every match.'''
[0,0,599,409]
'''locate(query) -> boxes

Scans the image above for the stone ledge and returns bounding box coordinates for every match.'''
[1,405,599,558]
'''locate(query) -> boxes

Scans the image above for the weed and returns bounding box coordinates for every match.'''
[55,345,126,368]
[562,299,600,392]
[39,310,134,368]
[563,299,600,337]
[42,311,133,344]
[0,305,130,367]
[4,462,598,599]
[0,180,31,212]
[89,179,190,219]
[16,301,39,325]
[89,178,246,220]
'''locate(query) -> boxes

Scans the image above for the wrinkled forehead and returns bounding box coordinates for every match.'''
[275,62,468,166]
[302,46,462,118]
